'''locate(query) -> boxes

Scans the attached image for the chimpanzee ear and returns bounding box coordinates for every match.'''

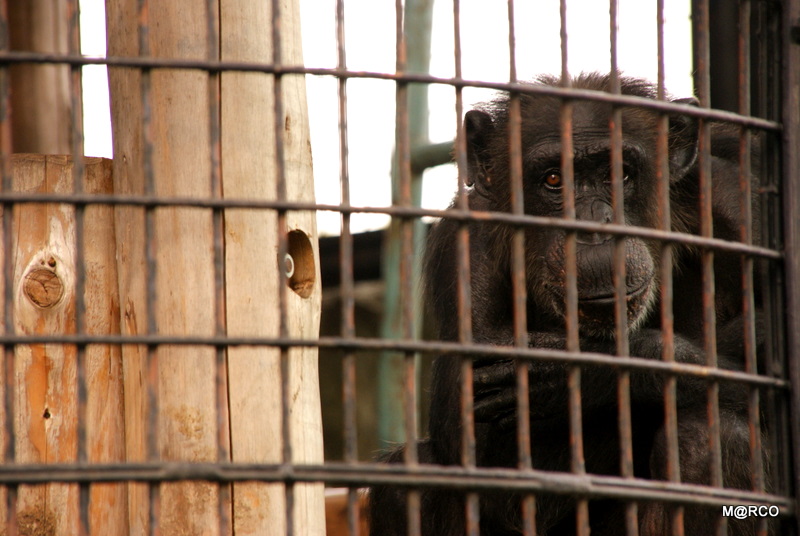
[668,97,699,180]
[464,110,495,190]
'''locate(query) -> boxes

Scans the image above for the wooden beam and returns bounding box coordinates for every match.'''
[3,154,127,535]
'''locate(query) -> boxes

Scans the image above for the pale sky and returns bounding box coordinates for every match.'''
[79,0,692,235]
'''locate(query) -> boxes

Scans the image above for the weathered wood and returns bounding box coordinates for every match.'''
[220,0,323,533]
[106,1,222,533]
[8,1,72,153]
[2,154,127,535]
[325,489,370,536]
[104,2,152,532]
[106,0,323,532]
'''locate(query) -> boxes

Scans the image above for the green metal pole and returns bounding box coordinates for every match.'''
[377,0,434,447]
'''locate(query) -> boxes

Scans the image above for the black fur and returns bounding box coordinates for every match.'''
[369,73,767,536]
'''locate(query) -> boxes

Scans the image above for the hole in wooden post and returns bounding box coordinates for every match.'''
[286,230,315,299]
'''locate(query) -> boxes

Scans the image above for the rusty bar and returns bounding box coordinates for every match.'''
[558,2,589,535]
[0,51,785,128]
[608,0,627,359]
[61,8,93,531]
[335,0,356,456]
[0,193,782,258]
[782,0,800,531]
[694,2,726,535]
[269,0,295,534]
[395,0,415,449]
[505,1,529,476]
[65,0,91,533]
[0,332,787,389]
[393,3,422,534]
[451,1,479,533]
[395,0,422,536]
[453,0,480,536]
[204,0,232,533]
[334,2,361,534]
[758,0,794,514]
[654,2,684,535]
[505,3,526,349]
[736,0,766,519]
[694,7,725,524]
[506,2,535,534]
[0,460,790,503]
[608,2,637,535]
[0,0,15,530]
[135,0,162,532]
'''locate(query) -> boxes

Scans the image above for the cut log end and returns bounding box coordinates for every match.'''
[23,267,64,308]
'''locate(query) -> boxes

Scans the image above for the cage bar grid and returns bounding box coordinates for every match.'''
[0,0,797,535]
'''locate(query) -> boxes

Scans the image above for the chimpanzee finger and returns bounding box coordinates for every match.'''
[473,360,516,387]
[473,387,517,423]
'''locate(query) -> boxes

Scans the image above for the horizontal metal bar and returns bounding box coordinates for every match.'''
[0,51,782,131]
[0,192,782,259]
[0,334,788,389]
[0,461,791,513]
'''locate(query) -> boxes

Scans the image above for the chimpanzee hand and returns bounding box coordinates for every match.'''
[472,328,725,430]
[473,331,578,429]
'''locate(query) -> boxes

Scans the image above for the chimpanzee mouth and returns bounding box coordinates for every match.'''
[576,280,650,305]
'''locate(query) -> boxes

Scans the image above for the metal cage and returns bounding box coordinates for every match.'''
[0,0,797,535]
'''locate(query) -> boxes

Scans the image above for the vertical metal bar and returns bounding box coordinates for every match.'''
[752,5,784,517]
[736,0,765,505]
[694,3,727,535]
[66,1,90,533]
[693,5,725,527]
[781,0,800,531]
[378,0,431,449]
[335,0,356,460]
[754,3,793,515]
[608,2,636,535]
[506,2,535,535]
[655,2,683,535]
[269,1,294,534]
[395,0,415,455]
[0,0,16,530]
[452,3,479,534]
[393,5,424,535]
[334,2,361,535]
[205,0,231,533]
[558,2,588,535]
[770,10,792,520]
[136,0,161,532]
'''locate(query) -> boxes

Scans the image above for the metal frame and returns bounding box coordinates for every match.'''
[0,0,797,535]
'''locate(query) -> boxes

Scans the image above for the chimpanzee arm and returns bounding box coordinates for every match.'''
[368,440,466,536]
[471,329,747,429]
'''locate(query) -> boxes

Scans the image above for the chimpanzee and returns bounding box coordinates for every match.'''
[369,73,767,536]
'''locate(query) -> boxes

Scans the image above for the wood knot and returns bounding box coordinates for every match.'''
[24,268,64,308]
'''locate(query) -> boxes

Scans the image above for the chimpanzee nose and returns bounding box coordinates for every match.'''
[575,199,613,244]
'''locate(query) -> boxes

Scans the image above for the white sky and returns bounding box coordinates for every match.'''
[79,0,692,236]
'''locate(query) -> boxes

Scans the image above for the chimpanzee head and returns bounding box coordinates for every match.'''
[464,73,698,336]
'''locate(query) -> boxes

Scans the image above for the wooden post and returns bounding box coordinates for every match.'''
[8,1,72,153]
[220,0,323,533]
[1,154,127,535]
[107,1,222,533]
[106,0,324,533]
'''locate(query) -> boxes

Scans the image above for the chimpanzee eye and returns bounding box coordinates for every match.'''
[542,171,562,190]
